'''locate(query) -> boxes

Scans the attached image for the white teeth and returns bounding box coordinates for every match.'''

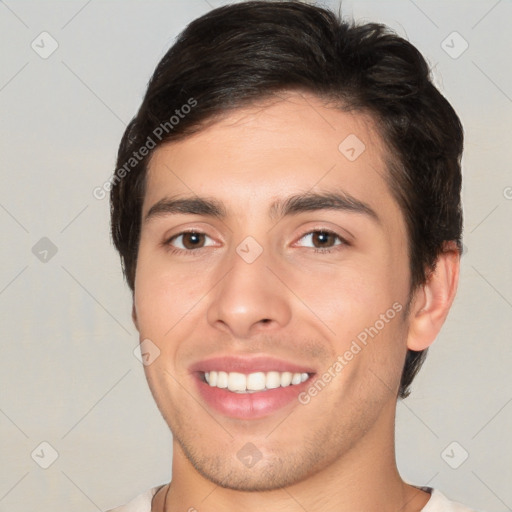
[227,372,246,392]
[280,371,292,387]
[291,373,302,385]
[204,370,311,392]
[217,371,228,388]
[266,371,281,389]
[247,372,266,391]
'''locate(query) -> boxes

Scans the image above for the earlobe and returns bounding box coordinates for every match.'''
[407,241,460,351]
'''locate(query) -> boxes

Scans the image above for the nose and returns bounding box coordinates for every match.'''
[206,244,292,339]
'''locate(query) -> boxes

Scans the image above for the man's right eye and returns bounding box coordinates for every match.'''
[164,231,216,254]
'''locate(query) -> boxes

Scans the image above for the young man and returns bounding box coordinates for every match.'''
[108,2,476,511]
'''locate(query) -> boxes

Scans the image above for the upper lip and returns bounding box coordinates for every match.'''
[189,355,316,375]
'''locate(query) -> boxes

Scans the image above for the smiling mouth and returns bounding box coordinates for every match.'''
[200,370,313,393]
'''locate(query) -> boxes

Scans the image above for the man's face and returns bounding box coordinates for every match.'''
[134,93,413,491]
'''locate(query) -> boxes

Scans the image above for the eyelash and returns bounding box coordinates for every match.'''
[163,229,349,256]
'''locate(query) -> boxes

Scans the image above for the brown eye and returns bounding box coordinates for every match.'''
[297,230,346,250]
[181,232,205,249]
[167,231,213,251]
[311,231,337,248]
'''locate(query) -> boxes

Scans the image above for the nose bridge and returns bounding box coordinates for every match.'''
[206,234,291,337]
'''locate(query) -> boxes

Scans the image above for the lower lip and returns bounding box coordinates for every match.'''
[194,374,315,420]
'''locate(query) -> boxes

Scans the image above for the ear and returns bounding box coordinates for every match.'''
[407,241,460,351]
[132,302,139,332]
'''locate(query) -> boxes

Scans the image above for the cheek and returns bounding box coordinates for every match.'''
[288,255,408,379]
[290,259,399,326]
[134,250,206,335]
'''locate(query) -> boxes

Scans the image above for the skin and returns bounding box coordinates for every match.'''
[131,92,460,512]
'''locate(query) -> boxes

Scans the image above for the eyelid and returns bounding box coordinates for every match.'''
[294,222,352,243]
[162,221,221,242]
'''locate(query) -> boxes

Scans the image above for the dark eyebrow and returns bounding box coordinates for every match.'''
[144,191,379,224]
[269,191,380,224]
[145,196,227,222]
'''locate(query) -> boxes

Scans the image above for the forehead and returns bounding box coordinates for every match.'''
[143,92,400,228]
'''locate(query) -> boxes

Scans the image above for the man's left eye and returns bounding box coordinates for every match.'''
[296,230,347,250]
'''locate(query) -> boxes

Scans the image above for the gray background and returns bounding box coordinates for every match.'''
[0,0,511,510]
